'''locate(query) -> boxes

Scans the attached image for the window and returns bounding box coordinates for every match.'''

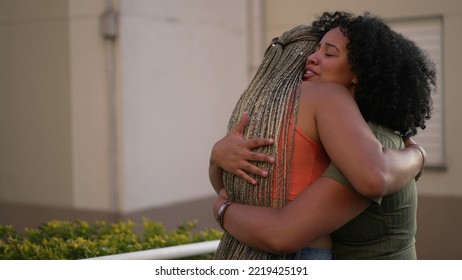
[388,17,445,167]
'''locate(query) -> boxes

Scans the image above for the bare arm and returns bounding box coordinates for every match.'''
[310,82,424,197]
[213,177,371,254]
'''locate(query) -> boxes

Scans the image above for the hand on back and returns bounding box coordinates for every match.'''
[211,112,275,185]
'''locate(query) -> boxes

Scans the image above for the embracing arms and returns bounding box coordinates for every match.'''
[208,82,425,253]
[210,83,426,198]
[309,82,426,197]
[213,177,371,254]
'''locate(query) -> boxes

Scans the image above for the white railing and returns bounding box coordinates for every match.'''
[87,240,220,260]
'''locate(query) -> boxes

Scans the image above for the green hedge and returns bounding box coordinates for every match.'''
[0,219,222,260]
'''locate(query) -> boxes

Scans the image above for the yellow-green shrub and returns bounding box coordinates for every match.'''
[0,219,222,260]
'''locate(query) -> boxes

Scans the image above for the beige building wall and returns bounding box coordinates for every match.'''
[0,0,74,207]
[264,0,462,259]
[0,0,117,224]
[0,0,250,232]
[117,0,248,213]
[68,0,116,212]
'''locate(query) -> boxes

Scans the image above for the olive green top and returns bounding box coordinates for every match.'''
[323,122,417,260]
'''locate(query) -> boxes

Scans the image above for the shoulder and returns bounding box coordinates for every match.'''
[300,81,357,118]
[301,81,350,95]
[301,81,354,104]
[367,122,404,149]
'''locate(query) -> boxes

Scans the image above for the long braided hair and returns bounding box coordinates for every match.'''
[214,25,320,259]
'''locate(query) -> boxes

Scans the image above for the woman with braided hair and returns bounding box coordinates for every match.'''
[210,11,434,259]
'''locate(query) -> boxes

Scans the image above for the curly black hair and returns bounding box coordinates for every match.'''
[311,11,436,136]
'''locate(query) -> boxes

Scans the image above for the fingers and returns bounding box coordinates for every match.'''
[243,138,276,163]
[246,137,275,150]
[237,160,273,185]
[236,170,258,185]
[232,112,249,135]
[230,112,275,150]
[242,162,269,178]
[247,151,275,164]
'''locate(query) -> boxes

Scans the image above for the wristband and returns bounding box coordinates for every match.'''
[216,200,232,231]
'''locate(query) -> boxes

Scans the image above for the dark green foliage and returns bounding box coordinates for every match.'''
[0,219,222,260]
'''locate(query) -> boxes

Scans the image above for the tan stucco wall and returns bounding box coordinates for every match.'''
[0,0,114,211]
[67,0,115,211]
[0,0,249,214]
[117,1,249,212]
[0,0,73,207]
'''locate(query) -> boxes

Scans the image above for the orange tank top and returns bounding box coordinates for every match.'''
[272,118,330,201]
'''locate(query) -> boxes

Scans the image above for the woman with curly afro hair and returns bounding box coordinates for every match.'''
[311,11,434,137]
[210,11,435,259]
